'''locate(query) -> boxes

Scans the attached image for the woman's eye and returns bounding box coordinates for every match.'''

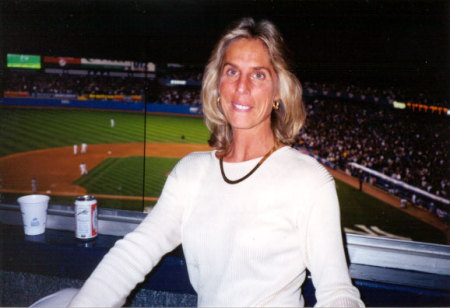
[226,69,237,76]
[254,72,265,80]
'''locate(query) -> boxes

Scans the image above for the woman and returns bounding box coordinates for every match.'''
[47,18,364,307]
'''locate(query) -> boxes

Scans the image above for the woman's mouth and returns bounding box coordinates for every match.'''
[232,102,251,111]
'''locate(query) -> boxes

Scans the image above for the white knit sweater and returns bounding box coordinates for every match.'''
[69,146,364,307]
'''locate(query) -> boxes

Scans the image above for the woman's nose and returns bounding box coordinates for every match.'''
[237,76,249,94]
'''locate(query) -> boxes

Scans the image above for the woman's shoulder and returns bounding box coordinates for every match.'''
[171,150,216,176]
[178,150,215,165]
[276,147,333,185]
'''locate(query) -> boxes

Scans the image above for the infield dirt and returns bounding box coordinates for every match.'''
[0,143,210,195]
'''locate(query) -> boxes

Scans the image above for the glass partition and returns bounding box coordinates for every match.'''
[1,59,448,247]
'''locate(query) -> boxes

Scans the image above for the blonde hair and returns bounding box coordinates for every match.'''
[202,17,306,152]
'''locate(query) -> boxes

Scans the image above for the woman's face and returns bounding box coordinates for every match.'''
[219,38,280,134]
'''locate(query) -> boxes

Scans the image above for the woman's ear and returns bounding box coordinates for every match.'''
[274,78,281,102]
[274,91,281,102]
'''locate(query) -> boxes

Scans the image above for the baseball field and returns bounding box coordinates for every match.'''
[0,107,447,244]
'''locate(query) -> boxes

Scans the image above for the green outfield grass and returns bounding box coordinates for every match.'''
[73,156,178,198]
[72,156,178,211]
[0,107,446,244]
[0,108,209,157]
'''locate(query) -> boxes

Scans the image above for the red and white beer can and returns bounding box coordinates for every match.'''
[75,195,98,240]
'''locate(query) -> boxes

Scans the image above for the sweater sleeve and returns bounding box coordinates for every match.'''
[69,165,186,307]
[303,179,365,307]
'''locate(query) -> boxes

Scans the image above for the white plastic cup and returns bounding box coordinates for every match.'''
[17,194,50,235]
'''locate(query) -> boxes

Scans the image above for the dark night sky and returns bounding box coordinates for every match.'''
[2,0,449,95]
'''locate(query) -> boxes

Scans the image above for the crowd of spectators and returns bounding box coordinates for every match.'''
[158,70,203,83]
[297,96,448,202]
[5,70,204,105]
[157,87,201,106]
[5,70,147,97]
[303,81,449,108]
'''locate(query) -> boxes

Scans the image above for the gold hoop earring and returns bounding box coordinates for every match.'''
[216,96,223,112]
[273,100,280,111]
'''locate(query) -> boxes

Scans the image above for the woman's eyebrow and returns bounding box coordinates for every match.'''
[253,66,271,71]
[222,62,236,68]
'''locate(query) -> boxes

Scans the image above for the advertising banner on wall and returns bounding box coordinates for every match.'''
[43,56,81,67]
[80,58,155,72]
[81,58,133,70]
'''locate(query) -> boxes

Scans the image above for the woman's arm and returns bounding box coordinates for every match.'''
[304,180,364,307]
[69,168,186,307]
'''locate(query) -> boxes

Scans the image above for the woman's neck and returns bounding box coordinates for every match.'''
[222,129,276,162]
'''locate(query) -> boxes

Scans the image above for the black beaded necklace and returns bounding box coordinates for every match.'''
[219,141,279,185]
